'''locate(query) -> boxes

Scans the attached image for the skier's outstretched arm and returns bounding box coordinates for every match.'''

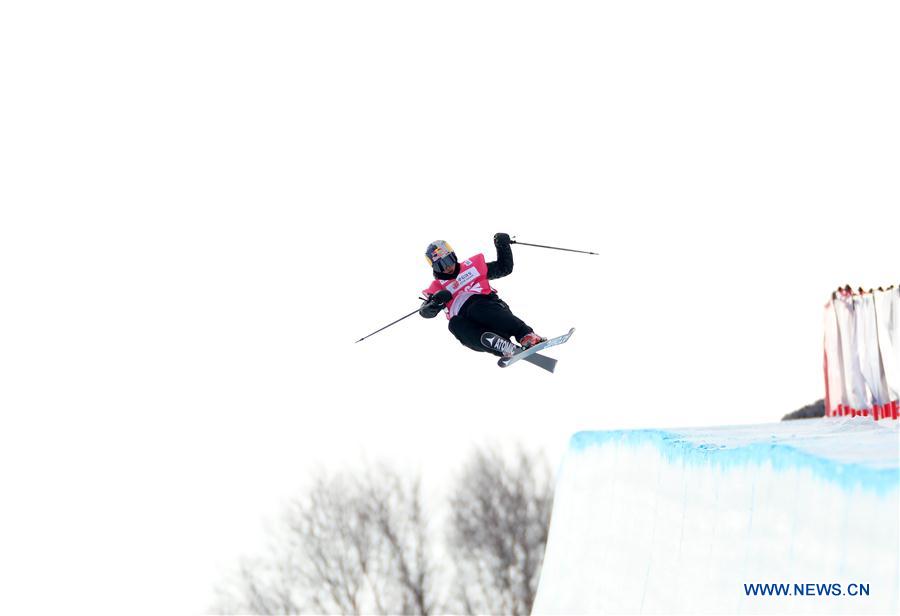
[486,233,514,279]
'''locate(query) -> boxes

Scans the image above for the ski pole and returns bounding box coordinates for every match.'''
[355,306,423,343]
[510,238,598,255]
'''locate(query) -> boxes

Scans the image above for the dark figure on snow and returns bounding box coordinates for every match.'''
[419,233,544,356]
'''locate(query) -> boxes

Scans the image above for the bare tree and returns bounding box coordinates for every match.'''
[280,473,372,614]
[212,465,438,615]
[212,446,554,615]
[212,555,300,615]
[446,445,554,616]
[359,468,439,615]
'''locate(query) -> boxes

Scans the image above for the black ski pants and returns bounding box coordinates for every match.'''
[448,293,533,356]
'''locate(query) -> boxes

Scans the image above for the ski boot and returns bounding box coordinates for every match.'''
[518,332,545,349]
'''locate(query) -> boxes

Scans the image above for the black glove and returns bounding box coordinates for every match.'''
[431,289,452,306]
[419,290,451,319]
[494,233,512,246]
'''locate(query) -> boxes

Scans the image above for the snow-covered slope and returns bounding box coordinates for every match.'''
[533,418,899,615]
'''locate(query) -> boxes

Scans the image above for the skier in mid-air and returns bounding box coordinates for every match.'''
[419,233,544,356]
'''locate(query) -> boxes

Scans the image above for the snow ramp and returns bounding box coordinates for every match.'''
[533,418,899,615]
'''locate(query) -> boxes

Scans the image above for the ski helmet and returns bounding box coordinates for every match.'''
[424,240,458,274]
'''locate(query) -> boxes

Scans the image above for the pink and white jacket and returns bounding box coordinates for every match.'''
[422,254,494,319]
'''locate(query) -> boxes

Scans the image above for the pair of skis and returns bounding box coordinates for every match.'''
[480,328,575,373]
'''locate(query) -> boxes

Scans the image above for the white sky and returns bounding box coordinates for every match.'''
[1,1,898,613]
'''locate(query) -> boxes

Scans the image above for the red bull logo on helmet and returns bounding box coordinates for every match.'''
[424,240,455,265]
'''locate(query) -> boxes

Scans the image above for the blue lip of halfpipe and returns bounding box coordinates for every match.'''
[569,421,900,495]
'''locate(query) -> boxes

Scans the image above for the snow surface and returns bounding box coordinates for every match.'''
[533,418,900,615]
